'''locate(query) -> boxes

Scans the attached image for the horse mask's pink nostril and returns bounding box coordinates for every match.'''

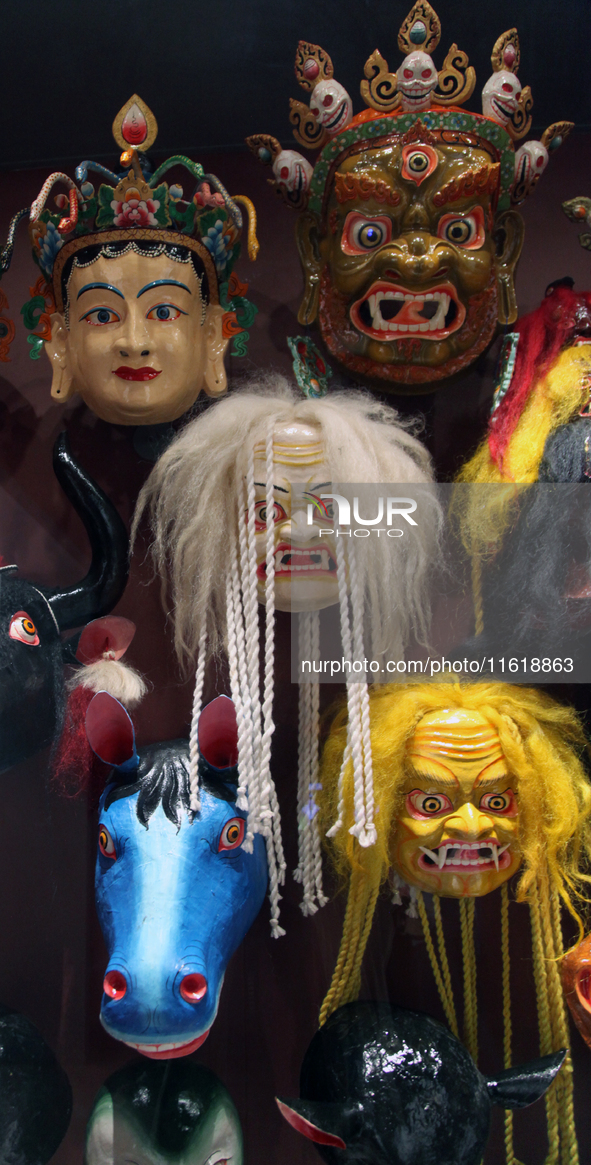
[180,973,208,1003]
[103,970,127,1000]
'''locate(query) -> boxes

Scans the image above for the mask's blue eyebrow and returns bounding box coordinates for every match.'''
[137,280,192,298]
[77,282,124,301]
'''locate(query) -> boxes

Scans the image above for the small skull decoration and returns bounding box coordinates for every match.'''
[272,150,314,197]
[482,70,522,128]
[310,79,353,136]
[512,140,549,203]
[396,52,438,112]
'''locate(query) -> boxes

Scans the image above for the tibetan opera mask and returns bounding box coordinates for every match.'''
[251,420,337,612]
[15,95,257,425]
[391,708,521,896]
[247,5,571,390]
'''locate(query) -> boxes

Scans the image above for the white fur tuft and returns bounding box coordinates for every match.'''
[69,659,147,708]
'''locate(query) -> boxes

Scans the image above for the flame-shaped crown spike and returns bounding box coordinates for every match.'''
[295,41,334,91]
[398,1,441,55]
[112,94,158,154]
[491,30,520,75]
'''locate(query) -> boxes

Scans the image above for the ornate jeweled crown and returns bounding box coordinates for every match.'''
[246,2,572,212]
[12,96,259,358]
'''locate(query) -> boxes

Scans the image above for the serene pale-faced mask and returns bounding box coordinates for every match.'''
[19,94,257,426]
[45,249,228,425]
[251,421,338,612]
[391,707,521,897]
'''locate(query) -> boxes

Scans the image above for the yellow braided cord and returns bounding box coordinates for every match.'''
[433,895,458,1033]
[467,899,478,1062]
[232,195,260,261]
[417,892,458,1036]
[459,899,478,1060]
[501,885,518,1165]
[530,892,560,1164]
[319,869,378,1026]
[540,878,579,1165]
[471,555,484,637]
[549,888,578,1164]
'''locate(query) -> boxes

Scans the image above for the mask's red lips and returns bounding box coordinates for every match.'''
[124,1029,210,1059]
[114,366,162,381]
[351,281,466,342]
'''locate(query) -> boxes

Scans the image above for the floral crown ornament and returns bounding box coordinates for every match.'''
[246,4,572,213]
[18,95,259,358]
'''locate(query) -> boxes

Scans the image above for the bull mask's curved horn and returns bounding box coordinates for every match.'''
[40,433,129,631]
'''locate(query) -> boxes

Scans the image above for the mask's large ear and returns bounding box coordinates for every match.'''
[275,1098,348,1149]
[494,210,525,326]
[85,691,139,772]
[45,313,75,402]
[203,303,230,398]
[485,1050,566,1109]
[296,211,323,326]
[198,694,238,771]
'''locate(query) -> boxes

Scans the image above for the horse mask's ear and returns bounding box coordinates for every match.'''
[198,695,238,771]
[75,616,136,664]
[85,691,139,772]
[485,1050,566,1109]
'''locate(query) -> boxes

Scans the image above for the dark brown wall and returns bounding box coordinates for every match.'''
[1,138,591,1163]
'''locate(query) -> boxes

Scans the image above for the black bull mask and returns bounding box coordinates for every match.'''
[0,433,128,772]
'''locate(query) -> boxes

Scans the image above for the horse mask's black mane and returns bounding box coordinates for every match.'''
[104,740,236,828]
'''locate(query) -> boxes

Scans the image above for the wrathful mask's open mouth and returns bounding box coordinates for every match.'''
[351,281,466,342]
[418,840,511,872]
[257,543,337,580]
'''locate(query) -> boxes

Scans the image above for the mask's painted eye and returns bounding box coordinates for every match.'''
[145,303,187,321]
[9,612,40,646]
[341,212,393,255]
[407,789,453,818]
[437,206,485,250]
[251,500,288,530]
[480,790,516,815]
[98,826,116,859]
[401,143,438,186]
[408,151,429,174]
[218,817,245,852]
[79,307,121,326]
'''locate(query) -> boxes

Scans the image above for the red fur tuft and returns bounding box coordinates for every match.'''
[51,687,111,805]
[488,286,591,470]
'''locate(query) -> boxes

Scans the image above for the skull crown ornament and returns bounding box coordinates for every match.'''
[247,3,573,391]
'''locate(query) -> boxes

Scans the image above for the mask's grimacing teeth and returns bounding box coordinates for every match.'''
[359,290,455,334]
[259,545,338,578]
[419,841,510,871]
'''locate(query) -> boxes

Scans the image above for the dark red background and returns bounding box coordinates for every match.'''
[1,136,591,1162]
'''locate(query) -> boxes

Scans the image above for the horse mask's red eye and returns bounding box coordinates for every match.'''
[99,826,116,859]
[218,818,245,851]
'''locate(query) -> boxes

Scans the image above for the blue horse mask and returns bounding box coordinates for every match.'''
[90,695,268,1059]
